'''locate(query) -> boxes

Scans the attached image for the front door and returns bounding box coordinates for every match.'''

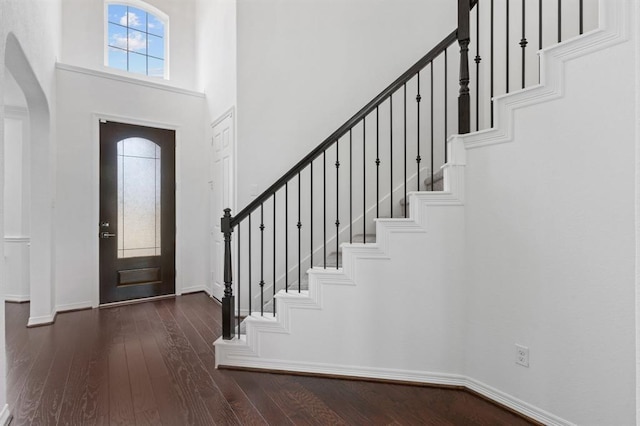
[99,120,175,304]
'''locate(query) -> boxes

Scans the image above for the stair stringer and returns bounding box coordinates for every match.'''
[215,150,468,381]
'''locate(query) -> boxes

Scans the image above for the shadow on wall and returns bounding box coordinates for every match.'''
[4,32,55,327]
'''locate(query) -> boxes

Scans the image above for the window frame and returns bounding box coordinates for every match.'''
[104,0,170,80]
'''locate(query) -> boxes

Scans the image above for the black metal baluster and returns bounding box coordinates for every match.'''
[416,71,421,191]
[521,0,527,89]
[458,0,471,134]
[475,1,481,131]
[558,0,562,43]
[272,193,276,315]
[297,172,301,293]
[323,150,327,268]
[430,62,434,190]
[376,106,380,218]
[285,182,288,292]
[349,129,353,244]
[490,0,494,126]
[539,0,543,50]
[445,49,448,162]
[579,0,583,34]
[221,209,235,339]
[259,204,264,316]
[389,94,393,218]
[248,214,252,313]
[335,140,340,269]
[237,222,241,335]
[363,117,366,242]
[310,161,313,267]
[506,0,510,94]
[403,83,407,218]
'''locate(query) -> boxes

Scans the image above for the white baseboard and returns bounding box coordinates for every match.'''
[27,312,56,327]
[466,377,575,426]
[0,404,11,425]
[181,285,207,295]
[4,294,29,303]
[56,301,93,313]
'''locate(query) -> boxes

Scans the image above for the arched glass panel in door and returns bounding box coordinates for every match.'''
[116,137,161,258]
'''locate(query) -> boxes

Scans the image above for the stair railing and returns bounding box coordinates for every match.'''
[220,1,475,340]
[220,0,593,339]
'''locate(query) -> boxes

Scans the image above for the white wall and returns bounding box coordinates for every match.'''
[235,0,457,210]
[0,0,62,418]
[55,67,209,309]
[463,20,636,425]
[61,0,198,91]
[195,0,237,122]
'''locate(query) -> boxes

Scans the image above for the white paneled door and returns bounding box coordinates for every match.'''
[211,112,234,301]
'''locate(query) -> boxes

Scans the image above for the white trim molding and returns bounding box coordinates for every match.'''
[56,63,204,98]
[5,294,29,303]
[180,285,207,295]
[27,312,56,327]
[56,301,93,313]
[4,236,30,244]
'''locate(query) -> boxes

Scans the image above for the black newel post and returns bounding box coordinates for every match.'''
[458,0,471,134]
[221,208,236,339]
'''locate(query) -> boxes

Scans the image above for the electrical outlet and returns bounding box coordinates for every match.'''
[516,344,529,367]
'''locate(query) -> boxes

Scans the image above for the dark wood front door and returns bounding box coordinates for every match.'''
[99,120,175,304]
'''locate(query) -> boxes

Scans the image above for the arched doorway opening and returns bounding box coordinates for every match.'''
[4,32,55,326]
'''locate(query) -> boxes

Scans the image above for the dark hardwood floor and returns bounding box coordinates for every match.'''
[5,293,535,425]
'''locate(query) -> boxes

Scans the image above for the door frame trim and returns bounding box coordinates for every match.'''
[92,112,182,308]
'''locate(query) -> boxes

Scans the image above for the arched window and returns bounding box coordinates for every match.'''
[105,1,168,78]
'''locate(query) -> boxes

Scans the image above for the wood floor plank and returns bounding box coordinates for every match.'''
[293,374,396,425]
[57,309,109,425]
[135,303,188,426]
[124,338,157,414]
[341,379,452,425]
[145,301,220,425]
[175,300,269,425]
[270,373,349,425]
[11,328,56,426]
[151,300,240,425]
[227,370,296,426]
[108,342,136,425]
[6,325,49,409]
[30,310,83,425]
[134,408,162,426]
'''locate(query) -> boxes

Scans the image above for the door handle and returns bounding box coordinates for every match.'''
[100,231,116,239]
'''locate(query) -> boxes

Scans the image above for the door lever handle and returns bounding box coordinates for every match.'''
[100,231,116,239]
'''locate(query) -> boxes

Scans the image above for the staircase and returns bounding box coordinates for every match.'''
[213,0,628,423]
